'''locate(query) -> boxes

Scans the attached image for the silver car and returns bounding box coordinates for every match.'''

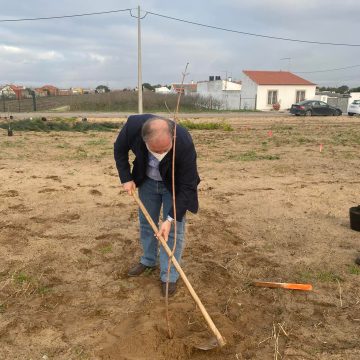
[348,100,360,116]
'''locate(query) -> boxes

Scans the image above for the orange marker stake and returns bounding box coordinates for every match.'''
[268,130,273,137]
[254,281,313,291]
[319,144,324,152]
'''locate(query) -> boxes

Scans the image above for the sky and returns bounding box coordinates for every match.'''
[1,0,359,89]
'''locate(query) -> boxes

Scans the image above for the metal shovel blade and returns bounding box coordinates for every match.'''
[192,336,219,351]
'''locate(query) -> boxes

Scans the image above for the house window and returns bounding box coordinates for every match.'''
[296,90,306,103]
[267,90,278,105]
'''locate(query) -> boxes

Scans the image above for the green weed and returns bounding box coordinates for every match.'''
[180,120,233,131]
[348,264,360,275]
[100,245,112,254]
[14,272,31,284]
[229,150,280,161]
[85,138,109,146]
[0,118,122,132]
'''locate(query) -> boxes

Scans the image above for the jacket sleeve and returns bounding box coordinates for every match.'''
[114,122,133,184]
[167,141,199,222]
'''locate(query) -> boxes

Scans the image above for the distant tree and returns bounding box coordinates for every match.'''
[338,85,349,94]
[142,83,154,91]
[95,85,110,93]
[350,86,360,92]
[318,85,349,94]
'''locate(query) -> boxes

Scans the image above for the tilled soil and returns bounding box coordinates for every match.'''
[0,115,359,359]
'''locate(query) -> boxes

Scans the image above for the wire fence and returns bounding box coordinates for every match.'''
[0,91,205,113]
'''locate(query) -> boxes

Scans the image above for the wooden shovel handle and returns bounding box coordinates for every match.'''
[132,191,226,347]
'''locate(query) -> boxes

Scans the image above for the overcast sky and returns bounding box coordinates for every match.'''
[1,0,359,89]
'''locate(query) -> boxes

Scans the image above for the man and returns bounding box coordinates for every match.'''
[114,114,200,296]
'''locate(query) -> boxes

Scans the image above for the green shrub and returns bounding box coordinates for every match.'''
[180,120,233,131]
[0,118,122,132]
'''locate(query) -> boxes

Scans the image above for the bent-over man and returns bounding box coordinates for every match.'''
[114,114,200,296]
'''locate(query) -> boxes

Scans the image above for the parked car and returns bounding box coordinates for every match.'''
[290,100,342,116]
[347,100,360,116]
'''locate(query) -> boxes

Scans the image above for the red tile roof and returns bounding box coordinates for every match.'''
[243,71,315,86]
[172,83,197,92]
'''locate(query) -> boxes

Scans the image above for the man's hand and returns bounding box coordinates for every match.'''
[157,220,172,242]
[123,180,136,195]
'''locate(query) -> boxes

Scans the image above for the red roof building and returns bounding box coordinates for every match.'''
[243,71,316,86]
[241,70,317,111]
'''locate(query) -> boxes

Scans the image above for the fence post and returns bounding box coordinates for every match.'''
[31,92,37,111]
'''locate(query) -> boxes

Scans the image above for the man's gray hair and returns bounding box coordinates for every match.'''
[141,116,175,143]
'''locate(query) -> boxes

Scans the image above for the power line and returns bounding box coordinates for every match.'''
[0,8,133,22]
[1,7,359,48]
[294,64,360,74]
[145,11,360,47]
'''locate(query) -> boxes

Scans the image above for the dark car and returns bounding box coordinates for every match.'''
[290,100,342,116]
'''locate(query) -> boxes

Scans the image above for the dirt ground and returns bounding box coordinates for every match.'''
[0,115,359,360]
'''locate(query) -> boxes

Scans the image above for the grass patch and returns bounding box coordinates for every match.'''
[0,303,5,313]
[100,245,112,254]
[270,125,294,131]
[0,118,122,132]
[14,272,31,284]
[297,137,313,144]
[180,120,233,131]
[331,130,360,146]
[298,269,342,283]
[85,138,109,146]
[348,264,360,275]
[0,140,25,148]
[37,286,52,295]
[229,150,280,161]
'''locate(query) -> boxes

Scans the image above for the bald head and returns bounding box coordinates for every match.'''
[142,117,174,154]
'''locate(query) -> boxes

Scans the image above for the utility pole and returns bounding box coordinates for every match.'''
[137,5,143,114]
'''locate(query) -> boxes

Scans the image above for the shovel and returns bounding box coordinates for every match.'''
[132,191,226,349]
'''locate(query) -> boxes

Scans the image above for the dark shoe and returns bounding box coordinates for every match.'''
[355,257,360,266]
[161,281,177,297]
[128,263,155,277]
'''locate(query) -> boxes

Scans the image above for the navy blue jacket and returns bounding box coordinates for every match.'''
[114,114,200,221]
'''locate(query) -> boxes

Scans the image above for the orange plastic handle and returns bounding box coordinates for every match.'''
[254,281,313,291]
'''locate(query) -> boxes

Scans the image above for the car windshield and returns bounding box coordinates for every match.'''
[352,100,360,105]
[297,100,310,105]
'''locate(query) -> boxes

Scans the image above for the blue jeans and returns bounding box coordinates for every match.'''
[138,177,185,283]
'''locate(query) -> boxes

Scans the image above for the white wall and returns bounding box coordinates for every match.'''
[349,92,360,103]
[155,86,170,94]
[240,75,257,110]
[256,85,316,110]
[196,80,242,110]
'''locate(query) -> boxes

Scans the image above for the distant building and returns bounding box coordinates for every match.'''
[71,87,83,95]
[35,85,59,96]
[155,86,171,94]
[0,84,23,99]
[241,71,316,111]
[197,76,242,110]
[59,89,72,96]
[170,83,197,95]
[314,91,351,113]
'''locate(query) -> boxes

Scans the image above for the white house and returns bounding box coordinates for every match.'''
[196,77,242,110]
[155,86,171,94]
[241,71,316,111]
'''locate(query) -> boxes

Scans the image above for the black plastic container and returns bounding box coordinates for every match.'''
[349,206,360,231]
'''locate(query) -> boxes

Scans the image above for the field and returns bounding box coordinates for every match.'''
[0,115,360,359]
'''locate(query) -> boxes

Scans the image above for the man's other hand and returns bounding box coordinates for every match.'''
[123,181,136,195]
[157,220,172,242]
